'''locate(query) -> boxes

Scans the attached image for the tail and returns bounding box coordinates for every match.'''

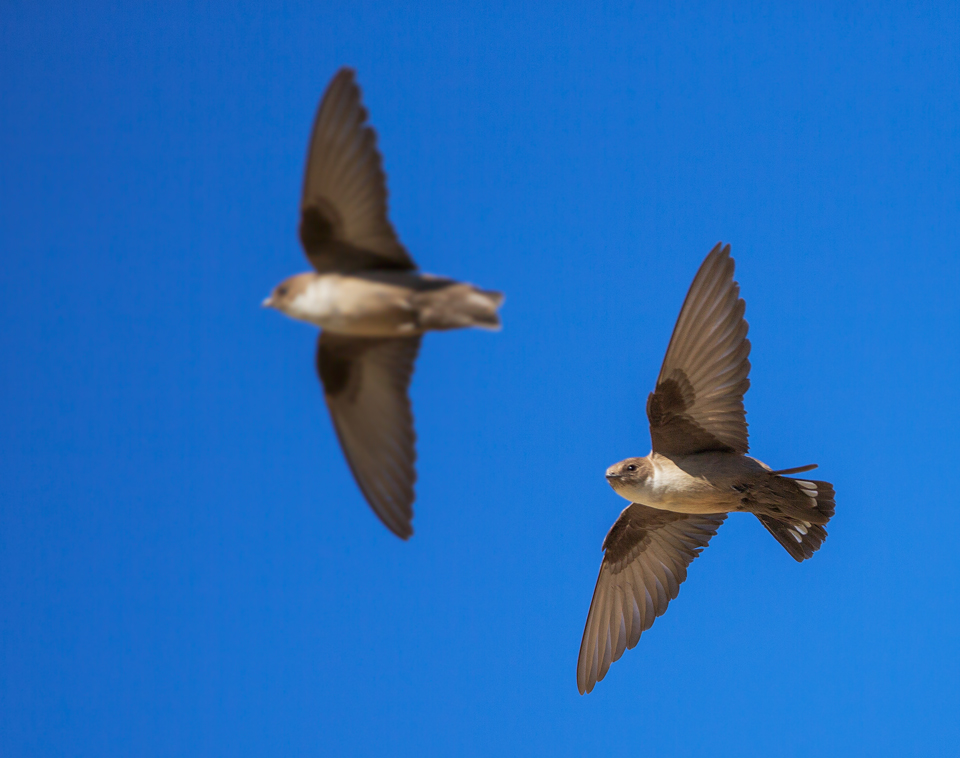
[413,284,504,332]
[755,477,836,562]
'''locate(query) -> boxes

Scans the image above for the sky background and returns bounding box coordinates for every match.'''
[2,2,959,756]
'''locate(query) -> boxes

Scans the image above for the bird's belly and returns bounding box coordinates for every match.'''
[620,467,734,514]
[298,276,421,336]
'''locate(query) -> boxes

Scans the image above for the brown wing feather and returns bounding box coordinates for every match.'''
[316,332,421,539]
[299,68,416,273]
[646,243,751,456]
[577,504,725,694]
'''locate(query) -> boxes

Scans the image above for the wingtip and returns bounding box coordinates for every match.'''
[708,241,732,259]
[386,523,414,541]
[576,667,590,695]
[382,514,414,540]
[577,675,596,695]
[693,241,735,283]
[769,463,819,476]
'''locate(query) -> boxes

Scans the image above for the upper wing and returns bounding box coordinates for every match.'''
[299,68,416,273]
[316,332,421,539]
[577,504,725,694]
[646,243,751,456]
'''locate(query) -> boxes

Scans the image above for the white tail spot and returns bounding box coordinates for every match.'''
[795,523,808,535]
[796,481,815,489]
[790,530,803,543]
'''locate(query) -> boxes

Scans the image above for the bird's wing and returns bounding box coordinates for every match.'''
[299,68,416,273]
[577,504,725,694]
[316,332,420,539]
[646,243,751,456]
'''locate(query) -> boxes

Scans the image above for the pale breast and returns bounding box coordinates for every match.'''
[620,453,743,514]
[287,274,419,336]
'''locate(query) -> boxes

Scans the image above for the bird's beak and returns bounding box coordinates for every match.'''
[261,296,274,308]
[605,472,621,480]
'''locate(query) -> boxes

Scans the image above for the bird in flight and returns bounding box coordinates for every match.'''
[264,68,503,539]
[577,243,835,694]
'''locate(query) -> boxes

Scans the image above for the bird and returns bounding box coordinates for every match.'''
[263,68,503,540]
[576,242,835,694]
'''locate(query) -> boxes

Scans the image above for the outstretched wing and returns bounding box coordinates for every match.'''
[646,243,751,456]
[577,504,725,694]
[299,68,416,273]
[316,332,421,539]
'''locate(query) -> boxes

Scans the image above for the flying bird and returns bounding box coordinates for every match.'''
[577,243,835,694]
[264,68,503,539]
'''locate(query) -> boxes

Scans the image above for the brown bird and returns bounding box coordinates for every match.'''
[577,243,835,694]
[264,68,503,539]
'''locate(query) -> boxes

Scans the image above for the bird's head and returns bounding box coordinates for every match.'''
[605,457,652,494]
[262,273,318,321]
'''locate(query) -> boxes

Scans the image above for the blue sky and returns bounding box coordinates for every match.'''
[2,2,958,756]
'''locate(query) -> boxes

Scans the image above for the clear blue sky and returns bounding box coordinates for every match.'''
[2,2,958,756]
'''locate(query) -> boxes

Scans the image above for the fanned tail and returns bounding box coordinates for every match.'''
[756,478,836,562]
[413,284,504,331]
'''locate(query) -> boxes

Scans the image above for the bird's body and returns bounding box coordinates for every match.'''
[266,270,502,337]
[577,243,835,694]
[607,452,827,520]
[608,452,769,514]
[264,68,502,539]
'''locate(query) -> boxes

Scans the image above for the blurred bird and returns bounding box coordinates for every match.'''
[577,243,835,694]
[264,68,503,539]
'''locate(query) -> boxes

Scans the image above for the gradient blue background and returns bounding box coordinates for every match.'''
[2,2,958,756]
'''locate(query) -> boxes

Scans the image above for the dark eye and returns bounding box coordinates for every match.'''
[277,286,288,297]
[626,464,637,472]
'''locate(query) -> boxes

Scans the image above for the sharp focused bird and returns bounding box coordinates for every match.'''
[577,243,835,694]
[264,68,503,539]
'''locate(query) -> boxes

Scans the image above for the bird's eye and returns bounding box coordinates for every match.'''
[277,287,288,297]
[626,464,637,472]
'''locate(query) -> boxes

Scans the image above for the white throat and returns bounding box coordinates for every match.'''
[280,276,340,326]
